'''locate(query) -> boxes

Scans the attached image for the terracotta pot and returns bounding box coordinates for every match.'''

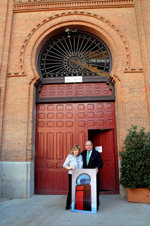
[126,188,150,204]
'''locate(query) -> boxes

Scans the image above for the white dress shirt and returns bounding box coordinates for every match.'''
[86,149,93,164]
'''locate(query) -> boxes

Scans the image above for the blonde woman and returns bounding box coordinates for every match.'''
[63,145,83,210]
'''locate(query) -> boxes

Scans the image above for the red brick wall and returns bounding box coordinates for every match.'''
[0,0,150,162]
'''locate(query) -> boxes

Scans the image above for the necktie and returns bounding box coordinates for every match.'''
[87,151,90,165]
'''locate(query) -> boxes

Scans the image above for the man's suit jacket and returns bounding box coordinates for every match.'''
[81,150,103,171]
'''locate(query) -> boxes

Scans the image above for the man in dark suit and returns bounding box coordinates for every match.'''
[81,140,103,210]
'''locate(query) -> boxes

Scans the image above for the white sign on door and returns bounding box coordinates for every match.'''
[65,76,82,83]
[95,146,102,153]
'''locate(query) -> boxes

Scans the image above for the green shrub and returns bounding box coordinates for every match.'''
[120,125,150,190]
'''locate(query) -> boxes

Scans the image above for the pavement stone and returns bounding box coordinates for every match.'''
[0,195,150,226]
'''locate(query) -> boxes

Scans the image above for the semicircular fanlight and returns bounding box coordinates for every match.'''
[38,31,112,78]
[76,174,91,185]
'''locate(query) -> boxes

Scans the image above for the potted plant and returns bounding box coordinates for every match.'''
[120,125,150,203]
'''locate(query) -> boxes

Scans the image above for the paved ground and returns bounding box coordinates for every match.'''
[0,195,150,226]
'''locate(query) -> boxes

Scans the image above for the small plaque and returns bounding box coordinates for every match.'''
[95,146,102,153]
[65,76,82,83]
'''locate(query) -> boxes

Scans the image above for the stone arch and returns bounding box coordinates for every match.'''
[24,11,128,163]
[21,11,130,84]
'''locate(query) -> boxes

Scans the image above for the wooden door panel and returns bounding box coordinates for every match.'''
[47,132,54,159]
[35,103,75,194]
[35,101,118,194]
[100,166,116,190]
[76,103,115,131]
[75,102,115,149]
[36,132,46,159]
[39,83,112,99]
[93,129,116,191]
[76,83,112,97]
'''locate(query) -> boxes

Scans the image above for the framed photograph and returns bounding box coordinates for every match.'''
[72,169,97,213]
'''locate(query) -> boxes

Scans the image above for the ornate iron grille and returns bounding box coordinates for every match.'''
[38,31,112,78]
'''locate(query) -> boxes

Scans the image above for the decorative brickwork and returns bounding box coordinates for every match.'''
[7,11,131,81]
[13,0,134,10]
[0,0,150,198]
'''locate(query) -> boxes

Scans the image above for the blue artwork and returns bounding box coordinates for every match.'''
[72,169,97,213]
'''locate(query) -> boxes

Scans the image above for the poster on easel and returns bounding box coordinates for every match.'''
[72,169,97,213]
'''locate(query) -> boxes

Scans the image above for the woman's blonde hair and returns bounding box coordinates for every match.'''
[70,145,81,155]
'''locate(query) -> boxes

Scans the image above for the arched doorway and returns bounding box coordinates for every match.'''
[35,28,119,194]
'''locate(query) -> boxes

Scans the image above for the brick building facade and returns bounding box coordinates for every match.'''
[0,0,150,198]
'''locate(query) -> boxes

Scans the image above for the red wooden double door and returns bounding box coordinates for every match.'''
[35,101,119,194]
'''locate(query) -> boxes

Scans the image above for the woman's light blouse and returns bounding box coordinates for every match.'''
[63,154,83,174]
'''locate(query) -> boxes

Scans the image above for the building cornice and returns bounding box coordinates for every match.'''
[13,0,134,13]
